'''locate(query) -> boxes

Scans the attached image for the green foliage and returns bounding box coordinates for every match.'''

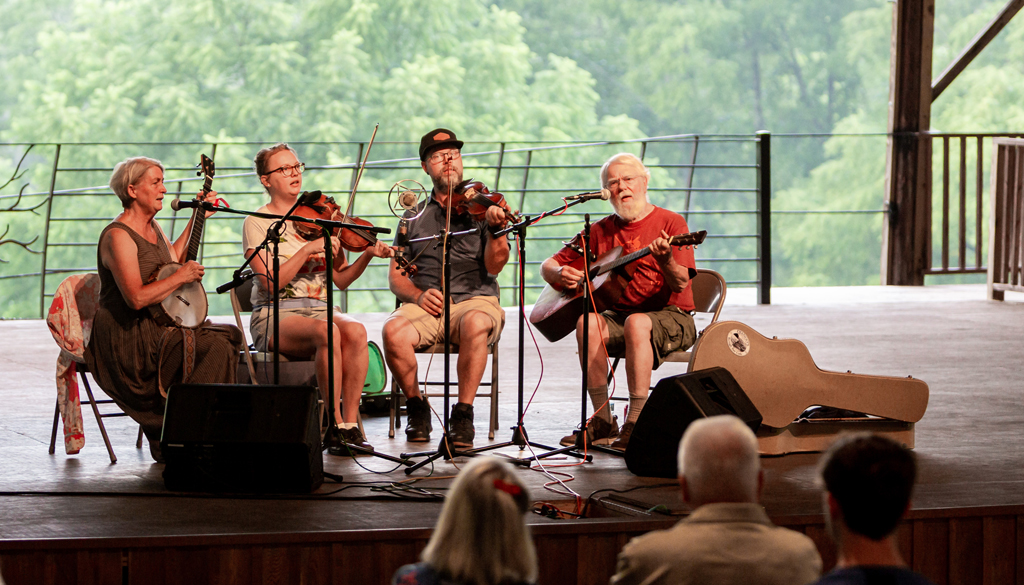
[3,0,1022,317]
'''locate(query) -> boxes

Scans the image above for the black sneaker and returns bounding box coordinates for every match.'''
[559,415,619,447]
[405,396,433,442]
[327,425,374,456]
[449,403,475,448]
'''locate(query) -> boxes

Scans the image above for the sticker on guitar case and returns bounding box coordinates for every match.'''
[727,329,750,357]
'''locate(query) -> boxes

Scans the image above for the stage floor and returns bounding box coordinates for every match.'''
[2,285,1023,545]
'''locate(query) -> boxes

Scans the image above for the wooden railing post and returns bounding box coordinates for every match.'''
[882,0,935,286]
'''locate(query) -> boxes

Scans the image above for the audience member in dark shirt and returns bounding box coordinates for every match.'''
[811,434,936,585]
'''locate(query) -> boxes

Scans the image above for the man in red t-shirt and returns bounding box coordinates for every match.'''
[540,153,697,451]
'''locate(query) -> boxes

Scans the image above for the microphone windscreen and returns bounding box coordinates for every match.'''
[600,188,611,200]
[170,197,183,211]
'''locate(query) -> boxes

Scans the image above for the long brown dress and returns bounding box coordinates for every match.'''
[85,221,243,441]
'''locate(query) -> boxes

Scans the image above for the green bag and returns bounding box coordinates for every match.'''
[363,340,387,395]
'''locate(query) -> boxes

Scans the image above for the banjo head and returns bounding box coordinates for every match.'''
[154,263,209,328]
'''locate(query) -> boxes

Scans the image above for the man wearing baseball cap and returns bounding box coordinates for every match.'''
[382,128,510,448]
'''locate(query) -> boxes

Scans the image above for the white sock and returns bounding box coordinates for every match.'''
[339,422,357,430]
[588,386,612,423]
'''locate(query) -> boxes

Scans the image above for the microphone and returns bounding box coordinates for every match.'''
[564,189,611,202]
[398,190,420,211]
[393,218,410,271]
[394,218,409,251]
[216,270,255,294]
[170,197,214,212]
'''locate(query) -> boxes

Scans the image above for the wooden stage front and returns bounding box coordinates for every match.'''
[1,285,1023,585]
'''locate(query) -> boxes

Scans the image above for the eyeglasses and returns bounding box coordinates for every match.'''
[264,162,305,177]
[606,174,643,191]
[428,149,461,164]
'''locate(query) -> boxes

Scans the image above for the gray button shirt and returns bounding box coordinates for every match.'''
[397,196,506,303]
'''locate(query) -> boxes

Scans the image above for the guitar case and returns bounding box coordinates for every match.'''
[687,321,928,455]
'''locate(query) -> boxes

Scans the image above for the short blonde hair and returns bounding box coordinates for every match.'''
[109,157,163,208]
[421,457,537,585]
[600,152,650,188]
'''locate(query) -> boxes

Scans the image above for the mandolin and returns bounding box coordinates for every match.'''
[529,230,707,342]
[149,154,214,328]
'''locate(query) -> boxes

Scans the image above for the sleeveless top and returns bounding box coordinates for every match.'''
[85,221,241,427]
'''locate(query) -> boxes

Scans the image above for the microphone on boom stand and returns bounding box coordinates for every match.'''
[564,188,611,202]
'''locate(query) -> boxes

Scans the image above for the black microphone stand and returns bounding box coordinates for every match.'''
[315,219,412,466]
[212,195,314,385]
[215,201,411,465]
[401,226,480,475]
[467,198,604,465]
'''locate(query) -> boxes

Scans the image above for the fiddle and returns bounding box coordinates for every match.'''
[292,191,417,276]
[291,191,376,252]
[453,179,521,227]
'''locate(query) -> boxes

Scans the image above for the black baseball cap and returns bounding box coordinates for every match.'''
[419,128,464,162]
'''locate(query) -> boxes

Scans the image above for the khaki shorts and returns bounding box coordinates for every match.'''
[390,295,505,349]
[601,306,696,369]
[250,304,330,353]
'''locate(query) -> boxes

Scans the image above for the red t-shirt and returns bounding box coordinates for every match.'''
[551,206,696,313]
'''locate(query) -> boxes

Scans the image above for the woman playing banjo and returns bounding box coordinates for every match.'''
[87,156,244,463]
[242,143,392,454]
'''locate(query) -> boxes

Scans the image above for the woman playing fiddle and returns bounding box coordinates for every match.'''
[87,156,244,463]
[242,143,392,453]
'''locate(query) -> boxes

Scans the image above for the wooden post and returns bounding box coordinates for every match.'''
[882,0,935,286]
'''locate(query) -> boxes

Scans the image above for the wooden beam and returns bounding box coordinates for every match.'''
[883,0,935,286]
[932,0,1024,101]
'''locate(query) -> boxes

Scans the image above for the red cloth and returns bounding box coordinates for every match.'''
[551,206,696,313]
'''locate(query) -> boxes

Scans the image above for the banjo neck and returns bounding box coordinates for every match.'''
[182,154,215,263]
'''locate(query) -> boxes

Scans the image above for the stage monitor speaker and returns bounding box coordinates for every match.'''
[625,367,761,478]
[161,384,324,493]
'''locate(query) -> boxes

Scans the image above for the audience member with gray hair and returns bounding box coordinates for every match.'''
[392,457,537,585]
[610,415,822,585]
[810,434,935,585]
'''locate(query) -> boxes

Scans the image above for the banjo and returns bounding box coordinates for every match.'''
[149,154,214,328]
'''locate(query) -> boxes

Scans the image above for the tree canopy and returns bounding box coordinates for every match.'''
[2,0,1023,317]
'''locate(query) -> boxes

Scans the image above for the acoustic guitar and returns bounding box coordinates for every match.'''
[529,230,706,342]
[149,154,214,328]
[687,320,929,429]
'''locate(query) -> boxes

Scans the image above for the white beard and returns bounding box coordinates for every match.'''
[612,195,645,222]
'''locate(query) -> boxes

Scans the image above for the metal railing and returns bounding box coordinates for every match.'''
[925,133,1024,276]
[0,134,771,318]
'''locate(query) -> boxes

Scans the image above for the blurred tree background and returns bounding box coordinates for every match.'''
[2,0,1022,317]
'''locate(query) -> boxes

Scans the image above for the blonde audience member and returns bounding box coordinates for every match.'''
[392,457,537,585]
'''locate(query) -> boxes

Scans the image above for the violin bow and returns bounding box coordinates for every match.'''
[341,123,379,220]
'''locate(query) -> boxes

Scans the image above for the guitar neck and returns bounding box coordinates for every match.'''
[595,247,650,276]
[591,232,704,277]
[184,208,206,263]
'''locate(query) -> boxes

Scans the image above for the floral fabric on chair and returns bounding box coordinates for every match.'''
[45,273,101,454]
